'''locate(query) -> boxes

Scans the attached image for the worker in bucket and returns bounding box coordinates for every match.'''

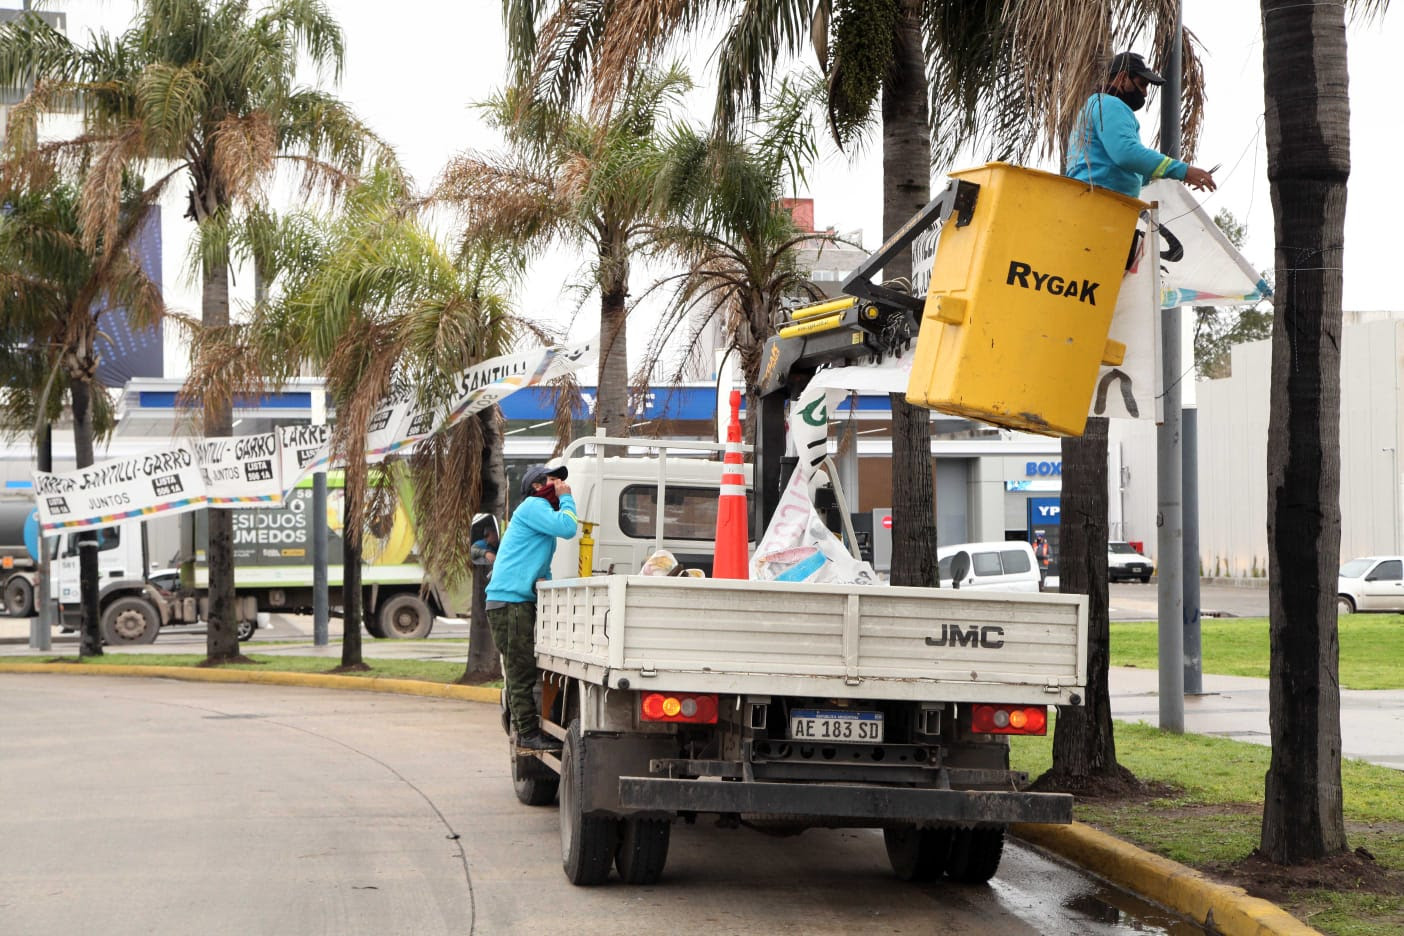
[1065,51,1216,199]
[486,463,579,754]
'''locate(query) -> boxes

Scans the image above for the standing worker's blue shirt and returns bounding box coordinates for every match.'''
[485,494,579,604]
[1064,93,1187,199]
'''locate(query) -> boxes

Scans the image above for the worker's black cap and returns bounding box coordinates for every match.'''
[1109,51,1164,86]
[520,463,568,496]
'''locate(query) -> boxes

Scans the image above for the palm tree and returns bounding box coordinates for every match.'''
[0,0,384,663]
[504,0,1203,786]
[1256,0,1388,865]
[190,170,525,669]
[640,76,839,412]
[433,68,691,436]
[0,177,163,658]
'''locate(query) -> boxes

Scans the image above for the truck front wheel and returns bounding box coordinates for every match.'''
[560,721,619,885]
[4,575,34,617]
[101,596,161,645]
[884,825,952,882]
[377,593,433,639]
[945,825,1006,884]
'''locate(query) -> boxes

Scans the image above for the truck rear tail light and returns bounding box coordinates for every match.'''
[640,692,718,724]
[971,704,1048,735]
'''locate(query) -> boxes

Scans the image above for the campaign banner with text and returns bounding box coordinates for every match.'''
[277,424,332,491]
[34,447,206,534]
[365,338,599,462]
[196,433,284,505]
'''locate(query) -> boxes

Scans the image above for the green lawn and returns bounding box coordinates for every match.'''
[1111,614,1404,690]
[1012,717,1404,936]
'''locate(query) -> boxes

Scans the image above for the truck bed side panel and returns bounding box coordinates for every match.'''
[536,576,1087,705]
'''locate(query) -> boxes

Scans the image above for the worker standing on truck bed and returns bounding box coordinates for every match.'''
[486,464,579,754]
[1065,51,1216,199]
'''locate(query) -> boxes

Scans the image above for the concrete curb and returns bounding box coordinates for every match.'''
[1012,822,1320,936]
[0,661,500,704]
[3,662,1315,935]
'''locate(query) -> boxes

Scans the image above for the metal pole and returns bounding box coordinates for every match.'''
[1157,11,1186,732]
[1182,404,1203,693]
[31,423,52,651]
[312,386,329,647]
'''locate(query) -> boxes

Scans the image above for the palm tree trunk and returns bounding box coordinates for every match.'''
[1259,0,1348,863]
[596,228,631,436]
[341,535,364,668]
[464,408,506,681]
[202,260,239,660]
[883,0,938,588]
[1048,417,1127,784]
[70,374,102,658]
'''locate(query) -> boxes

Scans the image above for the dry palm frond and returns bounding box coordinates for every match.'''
[590,0,690,114]
[212,111,277,207]
[549,373,586,457]
[405,416,485,591]
[179,323,265,431]
[77,121,147,256]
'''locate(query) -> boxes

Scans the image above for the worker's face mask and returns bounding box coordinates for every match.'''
[1116,87,1147,111]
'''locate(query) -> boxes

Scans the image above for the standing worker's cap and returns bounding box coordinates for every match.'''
[1108,51,1165,86]
[520,463,569,496]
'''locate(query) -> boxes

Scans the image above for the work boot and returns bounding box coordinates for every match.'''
[515,728,562,755]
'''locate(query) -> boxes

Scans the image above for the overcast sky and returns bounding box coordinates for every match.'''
[54,0,1403,368]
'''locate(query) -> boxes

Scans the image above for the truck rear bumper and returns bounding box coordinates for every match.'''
[617,777,1072,825]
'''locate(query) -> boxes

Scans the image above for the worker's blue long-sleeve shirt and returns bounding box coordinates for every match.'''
[484,494,579,604]
[1064,93,1187,199]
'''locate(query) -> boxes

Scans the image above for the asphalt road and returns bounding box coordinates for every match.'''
[0,675,1203,936]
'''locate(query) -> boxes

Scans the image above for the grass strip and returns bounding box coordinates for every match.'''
[1012,719,1404,936]
[1111,614,1404,690]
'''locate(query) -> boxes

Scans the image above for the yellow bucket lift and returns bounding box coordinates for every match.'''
[904,163,1147,436]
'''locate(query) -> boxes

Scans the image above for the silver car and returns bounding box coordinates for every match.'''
[1337,556,1404,614]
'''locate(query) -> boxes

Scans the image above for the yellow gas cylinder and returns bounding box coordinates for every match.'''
[906,163,1147,437]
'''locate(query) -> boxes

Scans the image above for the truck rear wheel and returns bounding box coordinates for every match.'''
[4,575,34,617]
[884,825,952,882]
[560,721,619,885]
[378,593,432,639]
[100,596,161,645]
[945,825,1006,884]
[615,817,670,884]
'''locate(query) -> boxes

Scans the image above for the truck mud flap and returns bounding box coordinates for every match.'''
[617,778,1072,825]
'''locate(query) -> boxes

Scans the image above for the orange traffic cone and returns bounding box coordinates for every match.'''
[713,389,749,579]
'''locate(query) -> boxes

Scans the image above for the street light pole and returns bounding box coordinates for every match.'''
[1156,7,1186,732]
[31,422,53,651]
[312,386,329,647]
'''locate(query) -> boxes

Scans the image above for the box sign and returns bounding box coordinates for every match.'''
[1025,460,1062,477]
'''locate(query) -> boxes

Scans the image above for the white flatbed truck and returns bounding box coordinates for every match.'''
[503,439,1088,886]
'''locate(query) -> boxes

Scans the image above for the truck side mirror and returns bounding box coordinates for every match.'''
[950,551,971,589]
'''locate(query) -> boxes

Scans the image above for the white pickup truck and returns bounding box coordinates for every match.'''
[504,437,1089,887]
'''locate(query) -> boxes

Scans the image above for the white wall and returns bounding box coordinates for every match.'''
[1177,318,1402,577]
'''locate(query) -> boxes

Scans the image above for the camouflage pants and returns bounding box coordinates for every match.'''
[487,602,540,735]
